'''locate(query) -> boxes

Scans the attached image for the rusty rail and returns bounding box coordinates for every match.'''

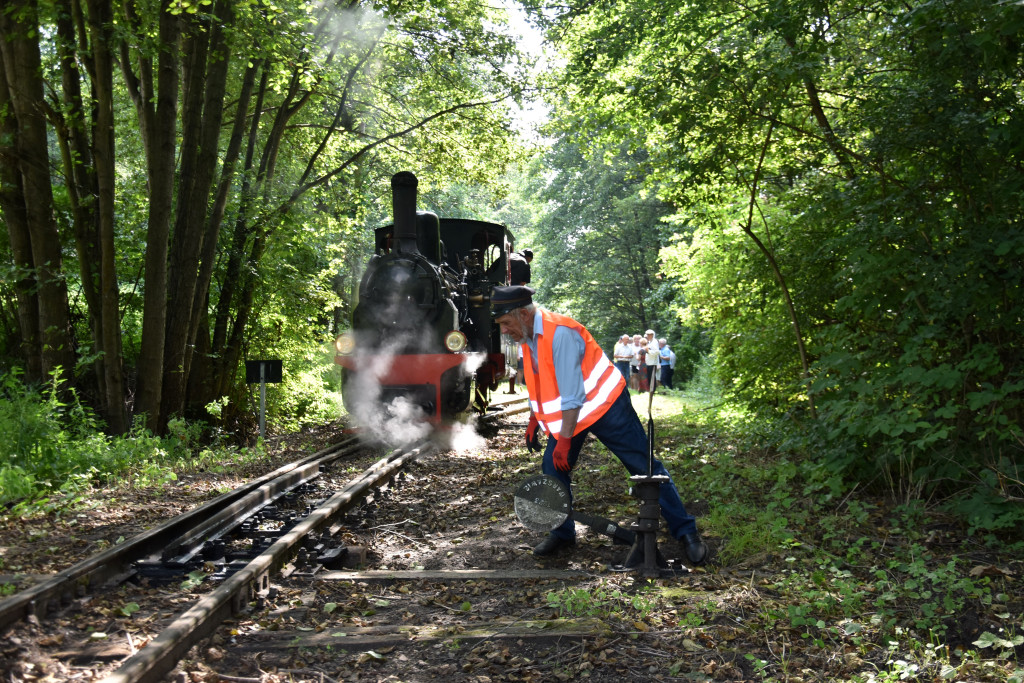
[0,437,360,631]
[102,441,433,683]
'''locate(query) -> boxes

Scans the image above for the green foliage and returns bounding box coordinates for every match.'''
[974,631,1024,654]
[685,353,722,403]
[529,133,708,370]
[0,369,105,490]
[118,602,141,618]
[3,0,531,438]
[545,582,655,621]
[0,370,258,506]
[181,570,207,592]
[539,390,1023,680]
[0,466,37,506]
[533,0,1024,526]
[257,346,346,432]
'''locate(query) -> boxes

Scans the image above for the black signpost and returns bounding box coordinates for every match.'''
[245,360,282,440]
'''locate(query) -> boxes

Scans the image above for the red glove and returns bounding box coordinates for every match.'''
[525,414,542,452]
[552,436,572,472]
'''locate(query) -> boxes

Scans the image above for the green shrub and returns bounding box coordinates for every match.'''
[0,369,99,487]
[0,370,232,507]
[0,465,36,506]
[258,344,345,432]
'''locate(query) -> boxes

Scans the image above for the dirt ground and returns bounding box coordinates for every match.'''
[3,394,1019,682]
[0,399,741,682]
[175,401,737,682]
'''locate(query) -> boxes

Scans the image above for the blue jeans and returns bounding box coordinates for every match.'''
[660,365,673,390]
[541,386,698,540]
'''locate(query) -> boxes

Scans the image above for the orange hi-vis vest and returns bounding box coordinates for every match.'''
[521,309,626,437]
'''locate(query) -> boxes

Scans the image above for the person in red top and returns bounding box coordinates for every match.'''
[492,285,708,564]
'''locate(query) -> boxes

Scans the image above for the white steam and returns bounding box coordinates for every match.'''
[345,336,430,446]
[461,351,487,374]
[442,418,487,453]
[343,344,496,450]
[319,2,390,55]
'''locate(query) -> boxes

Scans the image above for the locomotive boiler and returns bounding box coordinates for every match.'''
[334,171,514,433]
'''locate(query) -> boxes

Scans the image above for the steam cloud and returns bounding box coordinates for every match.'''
[343,339,491,450]
[344,336,431,447]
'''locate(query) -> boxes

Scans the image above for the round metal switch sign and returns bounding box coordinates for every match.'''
[514,474,571,532]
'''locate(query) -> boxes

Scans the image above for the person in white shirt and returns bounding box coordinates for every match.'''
[644,329,660,389]
[612,334,633,384]
[628,334,643,390]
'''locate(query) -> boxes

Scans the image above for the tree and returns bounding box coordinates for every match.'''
[0,0,76,386]
[530,133,671,344]
[529,0,1024,512]
[0,0,529,435]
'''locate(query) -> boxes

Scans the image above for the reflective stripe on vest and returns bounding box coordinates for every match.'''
[521,309,625,437]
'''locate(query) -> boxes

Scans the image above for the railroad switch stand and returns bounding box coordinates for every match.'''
[612,377,690,578]
[616,475,688,578]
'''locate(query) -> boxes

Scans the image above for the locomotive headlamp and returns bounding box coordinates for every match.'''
[444,330,468,352]
[334,333,356,355]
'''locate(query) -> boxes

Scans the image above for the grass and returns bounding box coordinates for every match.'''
[624,383,1023,682]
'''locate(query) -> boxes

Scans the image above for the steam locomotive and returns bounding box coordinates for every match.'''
[334,172,514,432]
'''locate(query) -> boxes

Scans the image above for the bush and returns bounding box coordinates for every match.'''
[257,343,345,432]
[0,370,211,507]
[0,369,100,489]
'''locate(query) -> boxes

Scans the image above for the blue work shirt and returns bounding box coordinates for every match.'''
[524,308,586,410]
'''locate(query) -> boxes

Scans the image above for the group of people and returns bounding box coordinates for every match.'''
[613,331,676,392]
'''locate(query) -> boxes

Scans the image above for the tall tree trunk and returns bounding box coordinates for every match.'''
[54,0,104,401]
[0,52,42,381]
[86,0,127,432]
[124,0,180,431]
[211,67,268,397]
[162,2,232,423]
[160,15,213,424]
[0,0,76,384]
[221,232,268,391]
[187,55,258,410]
[211,59,304,397]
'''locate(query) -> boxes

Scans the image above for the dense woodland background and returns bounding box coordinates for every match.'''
[1,0,1022,532]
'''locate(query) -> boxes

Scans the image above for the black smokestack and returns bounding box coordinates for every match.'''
[391,171,418,254]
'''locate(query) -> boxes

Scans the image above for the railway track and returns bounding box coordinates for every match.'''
[0,434,439,682]
[4,394,714,681]
[104,441,434,683]
[0,436,365,633]
[479,392,530,423]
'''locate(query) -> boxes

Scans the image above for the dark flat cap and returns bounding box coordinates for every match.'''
[491,285,534,317]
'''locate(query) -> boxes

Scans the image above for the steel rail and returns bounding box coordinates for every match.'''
[487,393,528,409]
[0,437,360,631]
[479,396,530,423]
[154,455,327,563]
[102,441,433,683]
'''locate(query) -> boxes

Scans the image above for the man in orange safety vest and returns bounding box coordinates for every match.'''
[492,285,708,564]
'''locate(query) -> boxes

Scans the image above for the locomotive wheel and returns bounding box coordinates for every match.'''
[440,367,472,418]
